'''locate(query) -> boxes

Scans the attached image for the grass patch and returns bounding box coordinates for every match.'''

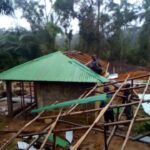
[134,121,150,134]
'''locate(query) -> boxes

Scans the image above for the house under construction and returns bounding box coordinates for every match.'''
[0,51,150,150]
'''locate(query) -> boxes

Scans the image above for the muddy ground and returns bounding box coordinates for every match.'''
[0,64,150,149]
[0,111,150,150]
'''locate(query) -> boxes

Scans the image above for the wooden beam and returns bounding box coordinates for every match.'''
[121,77,150,150]
[98,74,150,88]
[64,84,98,115]
[104,107,125,150]
[39,99,150,120]
[25,122,55,150]
[39,109,62,150]
[70,75,129,150]
[6,81,13,116]
[52,117,150,133]
[0,112,44,150]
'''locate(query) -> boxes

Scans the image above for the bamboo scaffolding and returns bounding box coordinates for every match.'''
[39,109,62,150]
[98,74,150,88]
[52,117,150,132]
[0,111,44,150]
[104,107,125,150]
[13,116,150,137]
[64,84,98,115]
[39,99,150,120]
[2,73,149,149]
[0,83,97,149]
[97,84,150,95]
[14,103,36,119]
[25,123,54,150]
[57,119,134,140]
[103,95,132,150]
[121,76,150,150]
[26,137,40,150]
[70,75,129,150]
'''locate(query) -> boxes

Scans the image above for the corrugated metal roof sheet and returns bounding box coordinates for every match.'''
[32,94,107,112]
[0,51,108,83]
[64,51,108,69]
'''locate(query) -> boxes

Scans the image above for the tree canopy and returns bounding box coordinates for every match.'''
[0,0,149,71]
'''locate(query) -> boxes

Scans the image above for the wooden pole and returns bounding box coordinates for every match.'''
[39,109,62,150]
[65,84,98,115]
[104,105,125,150]
[121,77,150,150]
[53,117,150,133]
[98,74,150,88]
[71,75,129,150]
[104,125,108,150]
[104,62,109,77]
[26,136,40,150]
[29,82,32,103]
[25,124,52,150]
[25,122,55,150]
[33,82,38,107]
[0,111,44,150]
[6,81,13,116]
[104,94,132,150]
[39,99,150,120]
[21,81,25,111]
[14,103,36,119]
[97,84,150,95]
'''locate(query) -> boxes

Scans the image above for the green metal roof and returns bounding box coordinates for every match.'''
[48,133,70,148]
[0,51,108,83]
[32,94,107,113]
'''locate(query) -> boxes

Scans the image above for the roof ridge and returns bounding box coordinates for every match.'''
[69,59,106,82]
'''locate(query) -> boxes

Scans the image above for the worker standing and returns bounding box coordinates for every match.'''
[87,55,103,75]
[122,84,133,120]
[100,86,114,130]
[100,101,114,130]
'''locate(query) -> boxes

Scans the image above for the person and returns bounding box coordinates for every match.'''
[122,84,133,120]
[104,86,112,101]
[122,83,131,104]
[87,55,103,75]
[100,100,114,130]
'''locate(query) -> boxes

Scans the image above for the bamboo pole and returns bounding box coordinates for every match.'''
[104,94,132,150]
[104,104,126,150]
[71,75,129,150]
[97,84,150,95]
[26,137,40,150]
[14,103,36,119]
[121,76,150,150]
[0,111,43,150]
[65,84,98,115]
[39,99,150,120]
[53,117,150,132]
[39,109,62,150]
[25,122,55,150]
[0,83,97,149]
[98,74,150,88]
[16,117,150,138]
[104,62,109,77]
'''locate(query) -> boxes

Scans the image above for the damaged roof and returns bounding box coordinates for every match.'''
[0,51,108,83]
[64,51,108,70]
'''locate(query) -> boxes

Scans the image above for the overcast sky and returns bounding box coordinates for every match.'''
[0,0,142,33]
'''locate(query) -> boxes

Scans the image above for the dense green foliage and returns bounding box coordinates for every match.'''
[134,121,150,134]
[0,0,149,71]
